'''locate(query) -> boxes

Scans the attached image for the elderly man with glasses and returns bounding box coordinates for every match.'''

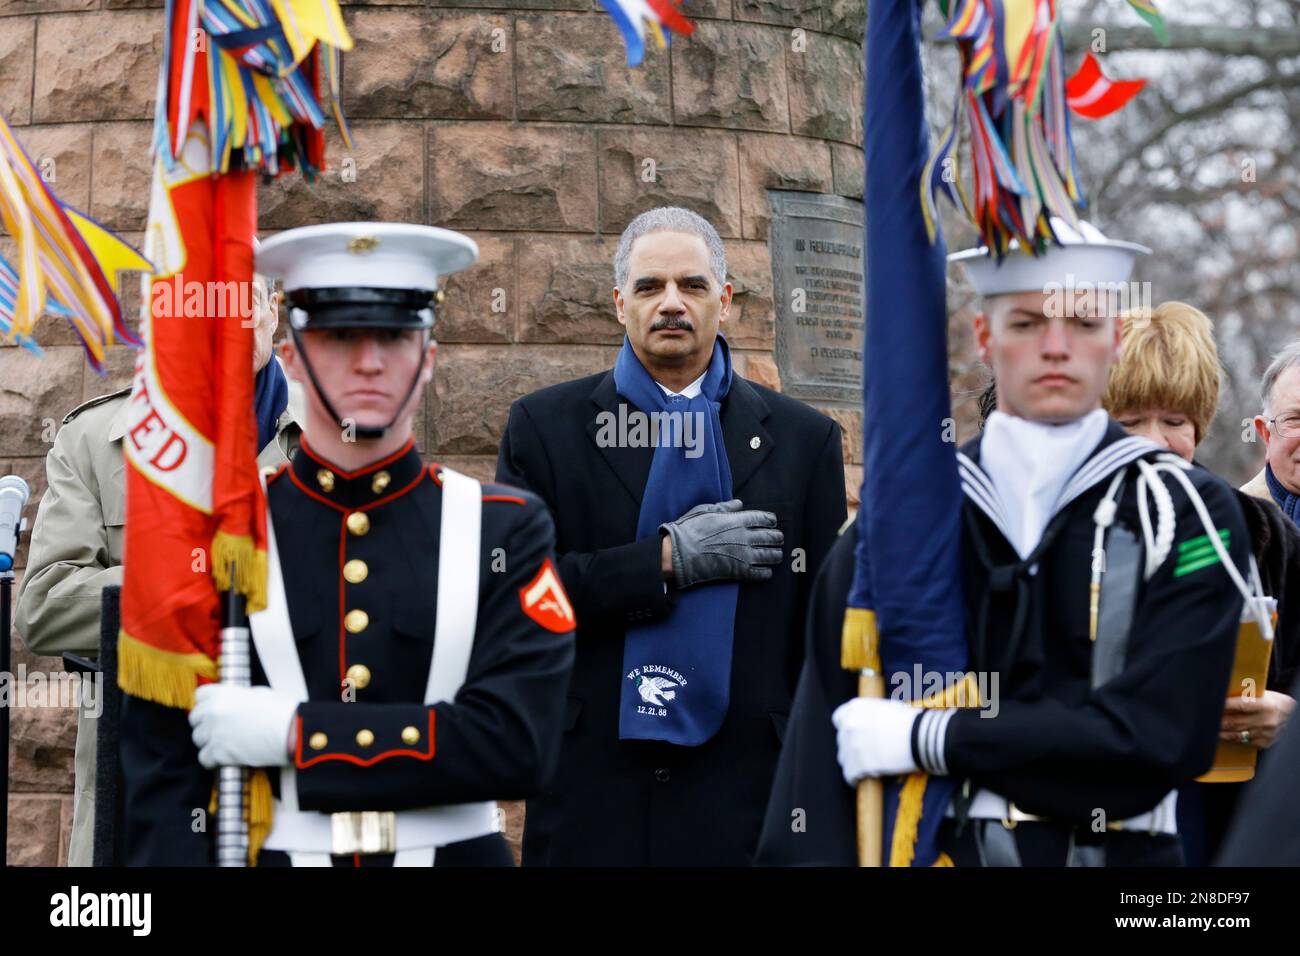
[1243,343,1300,524]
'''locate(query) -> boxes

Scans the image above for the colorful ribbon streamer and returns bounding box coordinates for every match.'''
[1065,51,1147,119]
[599,0,695,67]
[922,0,1157,259]
[0,110,149,372]
[1126,0,1169,45]
[156,0,353,178]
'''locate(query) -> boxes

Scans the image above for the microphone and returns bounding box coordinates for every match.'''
[0,475,31,573]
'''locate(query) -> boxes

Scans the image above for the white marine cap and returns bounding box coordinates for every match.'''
[948,218,1150,297]
[255,221,478,294]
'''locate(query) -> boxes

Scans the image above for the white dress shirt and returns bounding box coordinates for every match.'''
[979,408,1109,558]
[656,370,706,400]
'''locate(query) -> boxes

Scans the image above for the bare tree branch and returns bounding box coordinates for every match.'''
[1095,70,1300,199]
[1062,23,1300,59]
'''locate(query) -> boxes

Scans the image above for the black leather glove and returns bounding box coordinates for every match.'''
[660,499,784,589]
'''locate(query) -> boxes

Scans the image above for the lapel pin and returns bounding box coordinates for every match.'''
[750,436,762,450]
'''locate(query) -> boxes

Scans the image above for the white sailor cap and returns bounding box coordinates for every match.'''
[948,218,1150,298]
[255,222,479,330]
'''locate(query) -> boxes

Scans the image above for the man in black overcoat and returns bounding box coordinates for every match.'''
[497,206,847,866]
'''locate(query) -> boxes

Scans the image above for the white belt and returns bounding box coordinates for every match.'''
[949,789,1178,836]
[264,800,500,858]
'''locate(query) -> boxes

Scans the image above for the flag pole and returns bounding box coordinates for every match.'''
[215,565,250,867]
[847,0,965,868]
[1,570,13,866]
[856,672,885,867]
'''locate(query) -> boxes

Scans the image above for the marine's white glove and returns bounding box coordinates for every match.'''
[832,697,920,784]
[189,684,298,769]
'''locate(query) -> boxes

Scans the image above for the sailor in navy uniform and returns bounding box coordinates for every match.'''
[758,221,1266,867]
[120,223,576,866]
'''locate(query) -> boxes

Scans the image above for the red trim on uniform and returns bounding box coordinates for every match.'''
[294,710,437,769]
[338,518,348,686]
[429,465,526,504]
[287,467,349,512]
[363,472,426,509]
[285,465,432,683]
[287,461,427,514]
[266,462,290,484]
[299,435,415,478]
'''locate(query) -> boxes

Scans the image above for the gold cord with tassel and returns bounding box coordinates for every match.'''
[889,672,984,867]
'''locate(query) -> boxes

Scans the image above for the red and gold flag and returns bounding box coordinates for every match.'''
[117,125,265,708]
[119,0,352,707]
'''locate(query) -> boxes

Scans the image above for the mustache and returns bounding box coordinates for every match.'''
[651,315,694,332]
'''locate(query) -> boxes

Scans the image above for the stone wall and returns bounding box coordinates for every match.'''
[1,0,866,864]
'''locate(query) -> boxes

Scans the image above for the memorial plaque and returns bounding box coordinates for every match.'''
[769,190,865,404]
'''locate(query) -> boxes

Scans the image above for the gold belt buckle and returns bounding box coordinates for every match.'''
[330,811,396,855]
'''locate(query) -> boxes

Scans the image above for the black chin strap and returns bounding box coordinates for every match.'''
[289,326,428,441]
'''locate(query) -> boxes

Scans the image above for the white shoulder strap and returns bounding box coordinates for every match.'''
[248,500,309,703]
[247,483,311,817]
[255,466,487,864]
[427,467,482,705]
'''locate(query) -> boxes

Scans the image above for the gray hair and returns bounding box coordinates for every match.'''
[613,206,727,290]
[1260,342,1300,413]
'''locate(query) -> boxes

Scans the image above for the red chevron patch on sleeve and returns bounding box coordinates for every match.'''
[519,558,576,634]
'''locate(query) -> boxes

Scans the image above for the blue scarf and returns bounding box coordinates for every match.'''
[254,357,290,453]
[1265,463,1300,525]
[614,335,737,746]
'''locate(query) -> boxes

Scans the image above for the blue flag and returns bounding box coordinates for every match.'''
[850,0,970,866]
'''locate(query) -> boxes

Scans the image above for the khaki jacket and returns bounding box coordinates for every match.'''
[1241,467,1271,503]
[14,373,302,865]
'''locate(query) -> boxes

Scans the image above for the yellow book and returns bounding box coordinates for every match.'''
[1197,597,1277,784]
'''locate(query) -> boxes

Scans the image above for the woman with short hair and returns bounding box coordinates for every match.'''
[1103,301,1299,865]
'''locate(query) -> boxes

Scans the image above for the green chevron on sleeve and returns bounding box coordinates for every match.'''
[1173,528,1231,578]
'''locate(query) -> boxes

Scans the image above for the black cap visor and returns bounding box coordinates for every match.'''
[289,287,435,330]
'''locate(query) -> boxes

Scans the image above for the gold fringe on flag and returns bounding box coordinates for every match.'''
[117,630,217,710]
[890,772,930,867]
[890,671,984,867]
[211,530,268,614]
[840,607,880,672]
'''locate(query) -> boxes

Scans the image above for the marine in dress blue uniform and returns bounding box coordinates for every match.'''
[120,223,576,866]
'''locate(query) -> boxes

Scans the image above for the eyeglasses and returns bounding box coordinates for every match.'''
[1268,415,1300,438]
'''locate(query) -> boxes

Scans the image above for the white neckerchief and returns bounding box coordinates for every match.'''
[656,370,706,400]
[980,408,1109,558]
